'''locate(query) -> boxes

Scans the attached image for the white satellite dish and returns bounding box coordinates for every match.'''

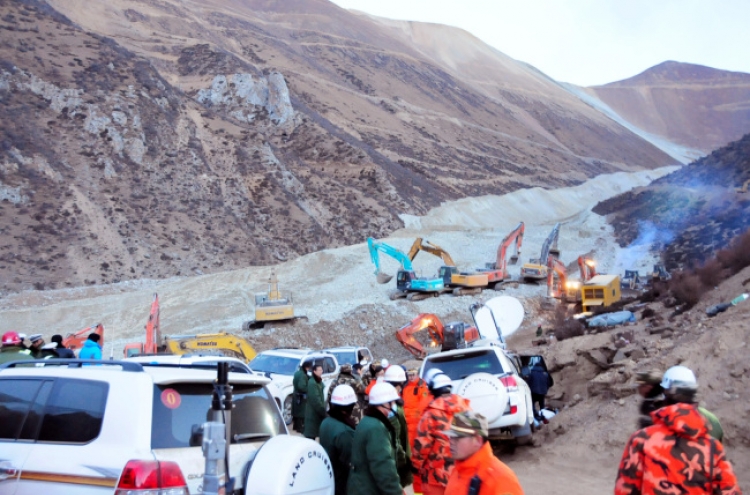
[472,296,525,341]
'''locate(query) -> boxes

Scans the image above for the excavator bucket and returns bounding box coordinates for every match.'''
[377,271,393,284]
[509,254,519,265]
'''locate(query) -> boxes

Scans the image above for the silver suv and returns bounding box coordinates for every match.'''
[420,342,547,444]
[0,359,333,494]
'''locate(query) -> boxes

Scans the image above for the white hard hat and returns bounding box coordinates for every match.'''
[384,365,406,383]
[661,365,697,390]
[423,368,443,383]
[429,373,452,391]
[380,358,389,368]
[330,384,357,406]
[368,382,400,405]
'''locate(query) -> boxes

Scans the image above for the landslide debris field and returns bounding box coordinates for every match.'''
[1,167,748,493]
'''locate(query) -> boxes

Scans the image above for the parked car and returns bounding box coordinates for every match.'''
[0,359,333,494]
[125,353,256,374]
[249,348,340,424]
[419,341,547,444]
[323,346,373,366]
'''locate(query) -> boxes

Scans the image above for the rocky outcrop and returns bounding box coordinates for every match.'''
[196,72,295,126]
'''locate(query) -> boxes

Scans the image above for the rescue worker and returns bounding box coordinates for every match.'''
[403,368,433,495]
[444,411,524,495]
[352,363,368,419]
[327,363,366,425]
[0,331,33,365]
[78,333,102,360]
[383,365,413,488]
[615,365,741,494]
[292,360,312,433]
[413,372,470,495]
[27,334,46,359]
[348,382,402,495]
[304,363,327,440]
[364,363,385,397]
[527,358,553,424]
[634,368,668,430]
[635,366,724,441]
[50,334,76,358]
[319,384,357,495]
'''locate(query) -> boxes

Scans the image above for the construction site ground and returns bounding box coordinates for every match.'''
[1,165,748,493]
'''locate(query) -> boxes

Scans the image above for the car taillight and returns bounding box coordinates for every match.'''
[499,375,518,391]
[509,403,518,414]
[115,460,189,495]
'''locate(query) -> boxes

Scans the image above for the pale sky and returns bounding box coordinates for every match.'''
[329,0,750,87]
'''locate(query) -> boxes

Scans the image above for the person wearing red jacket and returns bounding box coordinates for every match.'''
[445,411,524,495]
[615,366,741,495]
[402,369,432,494]
[412,372,470,495]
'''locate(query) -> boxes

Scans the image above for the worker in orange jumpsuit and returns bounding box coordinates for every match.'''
[444,411,524,495]
[402,368,433,495]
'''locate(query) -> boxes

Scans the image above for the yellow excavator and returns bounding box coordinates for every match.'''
[162,333,257,362]
[521,223,561,282]
[407,238,489,296]
[242,273,307,331]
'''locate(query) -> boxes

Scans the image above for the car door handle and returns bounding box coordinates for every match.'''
[0,461,19,481]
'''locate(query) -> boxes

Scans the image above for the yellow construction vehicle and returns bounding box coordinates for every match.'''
[521,223,561,282]
[242,273,307,331]
[162,332,257,363]
[407,238,489,295]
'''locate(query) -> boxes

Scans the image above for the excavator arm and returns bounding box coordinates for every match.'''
[163,333,257,363]
[407,238,456,266]
[395,313,445,359]
[123,293,162,357]
[495,222,525,274]
[547,256,568,298]
[63,323,104,352]
[577,256,597,282]
[368,237,414,284]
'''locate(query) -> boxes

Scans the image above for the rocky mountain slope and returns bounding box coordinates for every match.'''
[593,132,750,270]
[0,0,677,295]
[587,61,750,153]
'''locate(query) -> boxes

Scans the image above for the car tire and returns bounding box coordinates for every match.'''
[512,418,533,446]
[283,395,293,425]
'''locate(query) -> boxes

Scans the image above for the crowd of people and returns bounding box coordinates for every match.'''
[292,357,524,495]
[2,329,742,494]
[0,330,100,364]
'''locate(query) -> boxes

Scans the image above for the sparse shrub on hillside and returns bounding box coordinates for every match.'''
[695,258,727,288]
[715,229,750,272]
[552,304,585,341]
[668,270,706,309]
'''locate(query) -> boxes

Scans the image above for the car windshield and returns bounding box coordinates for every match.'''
[249,354,300,375]
[423,350,506,380]
[151,383,284,449]
[328,351,355,366]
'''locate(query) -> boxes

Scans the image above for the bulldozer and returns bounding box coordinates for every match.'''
[407,238,489,296]
[242,273,307,331]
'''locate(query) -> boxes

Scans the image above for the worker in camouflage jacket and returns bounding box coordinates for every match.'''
[326,363,365,424]
[615,366,741,495]
[412,372,470,495]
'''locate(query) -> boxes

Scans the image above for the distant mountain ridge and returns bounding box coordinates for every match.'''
[0,0,747,295]
[587,61,750,152]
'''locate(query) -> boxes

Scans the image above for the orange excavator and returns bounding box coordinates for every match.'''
[407,238,489,296]
[123,293,162,357]
[62,323,104,353]
[546,257,568,299]
[476,222,525,289]
[395,313,481,359]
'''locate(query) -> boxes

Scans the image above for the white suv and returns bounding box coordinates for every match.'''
[0,359,334,494]
[248,349,340,425]
[419,341,546,443]
[323,346,373,367]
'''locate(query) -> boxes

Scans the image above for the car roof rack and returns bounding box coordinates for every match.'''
[0,359,145,372]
